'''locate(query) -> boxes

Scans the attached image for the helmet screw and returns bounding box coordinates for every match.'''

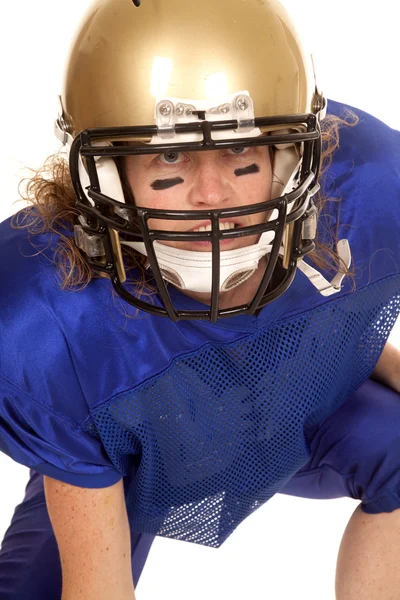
[176,104,185,116]
[220,104,230,114]
[159,103,172,117]
[236,97,249,111]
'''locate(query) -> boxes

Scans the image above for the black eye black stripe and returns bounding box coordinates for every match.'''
[235,164,260,177]
[151,178,185,191]
[150,163,260,190]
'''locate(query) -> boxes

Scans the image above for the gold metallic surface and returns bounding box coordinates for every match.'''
[108,229,127,283]
[282,222,295,269]
[61,0,317,135]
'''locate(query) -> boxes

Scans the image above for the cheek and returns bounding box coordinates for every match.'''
[236,164,272,204]
[130,185,188,231]
[126,168,185,210]
[140,188,186,211]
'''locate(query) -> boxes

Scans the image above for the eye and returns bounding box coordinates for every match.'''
[228,147,250,155]
[158,151,185,165]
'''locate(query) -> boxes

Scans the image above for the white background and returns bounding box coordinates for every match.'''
[0,1,399,598]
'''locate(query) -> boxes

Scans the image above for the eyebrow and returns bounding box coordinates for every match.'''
[151,178,185,191]
[235,164,260,177]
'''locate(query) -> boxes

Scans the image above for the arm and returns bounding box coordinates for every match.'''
[43,476,136,600]
[371,341,400,393]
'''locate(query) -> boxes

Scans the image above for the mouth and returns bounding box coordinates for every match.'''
[159,218,260,252]
[181,219,249,251]
[189,220,240,233]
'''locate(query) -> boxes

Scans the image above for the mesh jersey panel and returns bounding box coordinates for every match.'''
[82,275,400,547]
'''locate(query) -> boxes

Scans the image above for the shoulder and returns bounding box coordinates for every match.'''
[325,99,399,197]
[320,100,400,287]
[0,214,218,405]
[271,100,400,321]
[0,216,127,485]
[326,99,400,155]
[0,214,94,417]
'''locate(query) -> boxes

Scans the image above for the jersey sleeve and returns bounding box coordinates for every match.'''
[0,373,122,488]
[0,217,123,488]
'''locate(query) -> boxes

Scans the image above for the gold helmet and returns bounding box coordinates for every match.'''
[55,0,328,322]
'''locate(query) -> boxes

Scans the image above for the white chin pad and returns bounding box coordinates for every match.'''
[123,230,275,294]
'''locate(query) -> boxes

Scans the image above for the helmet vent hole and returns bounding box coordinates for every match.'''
[160,268,185,290]
[222,269,254,291]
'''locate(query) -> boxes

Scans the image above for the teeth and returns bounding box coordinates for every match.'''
[193,222,236,233]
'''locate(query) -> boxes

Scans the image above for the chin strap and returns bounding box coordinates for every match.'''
[122,236,352,296]
[122,230,276,293]
[297,239,352,296]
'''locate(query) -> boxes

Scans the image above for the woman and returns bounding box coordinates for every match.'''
[0,0,399,598]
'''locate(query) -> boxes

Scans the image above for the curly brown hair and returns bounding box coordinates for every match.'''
[11,108,359,299]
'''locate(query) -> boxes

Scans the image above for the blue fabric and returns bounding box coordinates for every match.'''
[280,379,400,514]
[0,100,400,548]
[84,276,400,547]
[0,469,155,599]
[2,381,400,597]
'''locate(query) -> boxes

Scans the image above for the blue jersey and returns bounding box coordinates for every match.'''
[0,100,399,547]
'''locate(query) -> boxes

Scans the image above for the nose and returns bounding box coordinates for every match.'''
[186,154,232,207]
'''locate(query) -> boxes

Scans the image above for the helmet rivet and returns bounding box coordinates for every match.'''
[236,97,248,111]
[236,97,249,110]
[159,103,172,117]
[220,104,230,114]
[186,108,193,116]
[176,104,185,116]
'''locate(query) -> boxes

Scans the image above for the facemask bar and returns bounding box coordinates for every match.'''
[76,114,319,159]
[113,198,302,322]
[69,114,322,321]
[73,170,318,317]
[131,200,286,321]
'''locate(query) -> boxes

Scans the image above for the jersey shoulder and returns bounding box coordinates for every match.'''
[0,213,238,400]
[256,100,400,324]
[0,216,123,486]
[0,214,95,412]
[321,99,399,288]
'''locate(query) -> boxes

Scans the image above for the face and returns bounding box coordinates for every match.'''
[123,145,273,252]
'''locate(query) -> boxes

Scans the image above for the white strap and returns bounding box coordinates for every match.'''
[297,239,352,296]
[122,231,276,293]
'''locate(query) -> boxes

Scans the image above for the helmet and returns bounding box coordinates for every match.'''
[55,0,348,322]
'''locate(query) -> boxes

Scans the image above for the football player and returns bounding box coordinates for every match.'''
[0,0,399,598]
